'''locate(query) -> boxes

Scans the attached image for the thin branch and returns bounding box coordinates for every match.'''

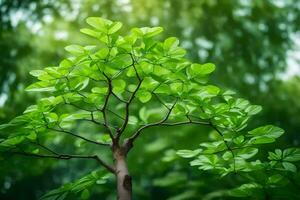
[151,92,170,109]
[160,121,210,126]
[10,151,115,174]
[62,98,104,126]
[31,141,59,155]
[129,53,141,81]
[111,91,127,103]
[199,145,257,156]
[101,73,115,139]
[111,63,133,79]
[48,126,109,147]
[127,98,178,145]
[209,121,236,172]
[116,76,142,140]
[116,54,143,140]
[106,108,126,121]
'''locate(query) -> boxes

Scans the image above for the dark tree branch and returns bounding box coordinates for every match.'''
[106,108,126,121]
[101,73,115,140]
[151,92,170,109]
[116,53,143,141]
[48,126,109,147]
[111,63,133,79]
[116,79,142,140]
[10,151,115,174]
[111,91,127,103]
[126,99,179,148]
[209,121,236,172]
[31,141,60,156]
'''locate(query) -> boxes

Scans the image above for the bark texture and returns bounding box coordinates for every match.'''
[114,148,132,200]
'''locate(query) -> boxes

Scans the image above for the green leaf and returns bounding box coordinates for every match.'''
[65,45,85,55]
[69,77,90,91]
[26,81,55,92]
[59,59,73,69]
[267,174,284,184]
[170,82,183,93]
[195,85,220,100]
[29,70,45,78]
[108,22,123,34]
[139,107,149,123]
[190,154,219,170]
[155,84,170,94]
[136,90,152,103]
[23,105,38,114]
[268,150,282,161]
[163,37,179,51]
[248,125,284,139]
[282,162,297,172]
[229,183,261,197]
[176,149,202,158]
[282,148,300,162]
[60,112,91,122]
[44,67,61,78]
[26,132,37,141]
[0,136,25,148]
[80,189,90,200]
[173,104,187,115]
[233,135,244,144]
[249,125,283,143]
[86,17,112,33]
[232,98,250,109]
[153,65,171,76]
[245,105,262,115]
[40,170,110,200]
[131,27,163,38]
[46,112,59,123]
[95,48,109,59]
[112,79,126,93]
[187,63,215,78]
[139,62,153,74]
[128,116,138,125]
[91,87,108,94]
[141,77,159,90]
[235,147,258,159]
[250,136,275,144]
[80,28,101,38]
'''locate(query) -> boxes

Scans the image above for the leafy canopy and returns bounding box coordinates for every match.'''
[0,17,299,199]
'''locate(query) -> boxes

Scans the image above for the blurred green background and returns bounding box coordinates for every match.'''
[1,0,300,199]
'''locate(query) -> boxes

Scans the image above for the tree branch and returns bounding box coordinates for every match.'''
[101,73,115,140]
[48,126,110,147]
[126,99,179,148]
[209,121,236,172]
[116,54,143,141]
[10,151,115,174]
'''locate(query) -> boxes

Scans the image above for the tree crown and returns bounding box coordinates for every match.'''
[1,17,299,199]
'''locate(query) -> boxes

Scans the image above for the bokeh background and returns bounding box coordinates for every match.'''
[1,0,300,199]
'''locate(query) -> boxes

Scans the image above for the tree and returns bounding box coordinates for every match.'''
[0,17,299,200]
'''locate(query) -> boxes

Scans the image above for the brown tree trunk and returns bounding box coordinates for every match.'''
[114,148,132,200]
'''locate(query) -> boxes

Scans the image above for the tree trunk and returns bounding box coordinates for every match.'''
[114,148,132,200]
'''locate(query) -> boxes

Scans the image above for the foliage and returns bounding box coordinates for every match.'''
[40,170,111,200]
[0,17,299,199]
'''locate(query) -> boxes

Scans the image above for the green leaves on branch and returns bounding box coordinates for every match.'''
[65,45,86,56]
[248,125,284,144]
[187,63,215,78]
[131,27,163,38]
[268,148,300,172]
[176,149,202,158]
[40,170,110,200]
[0,16,295,200]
